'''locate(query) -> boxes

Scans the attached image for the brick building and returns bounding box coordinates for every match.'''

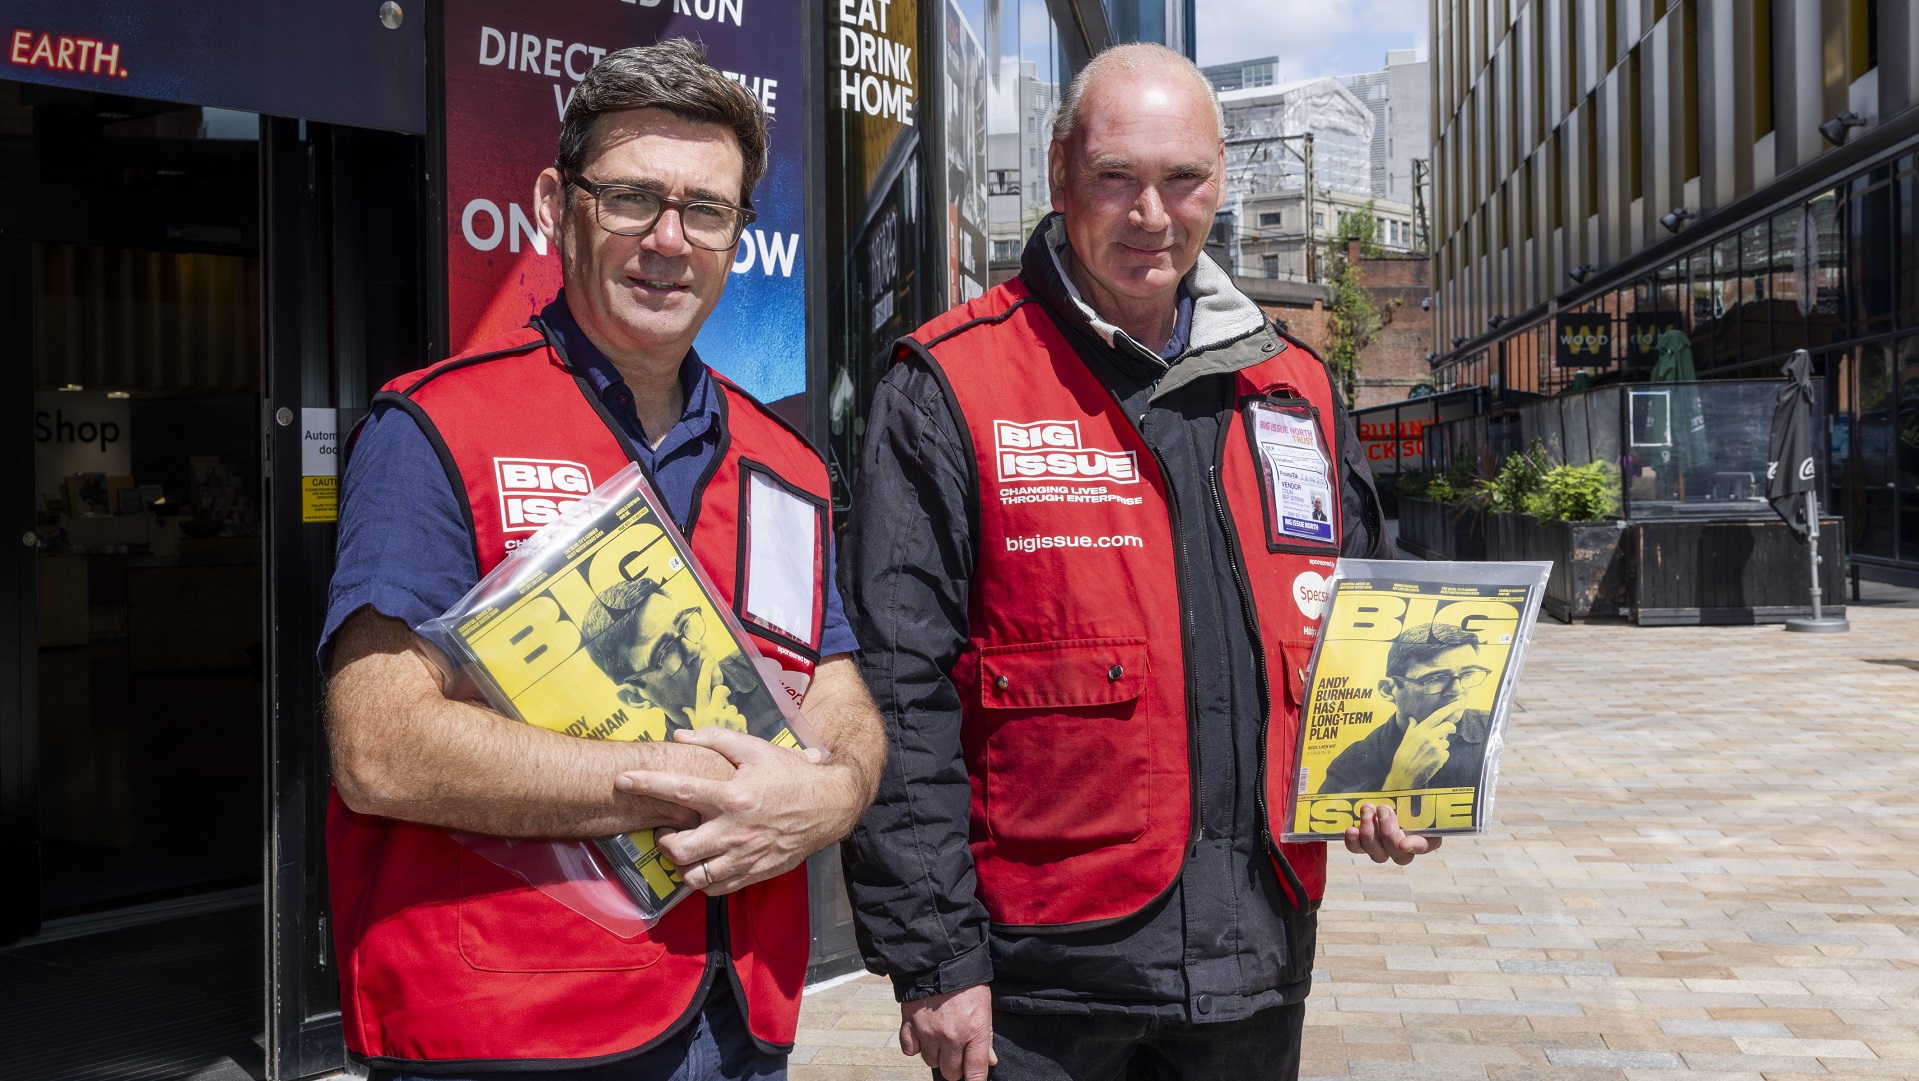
[1238,239,1434,408]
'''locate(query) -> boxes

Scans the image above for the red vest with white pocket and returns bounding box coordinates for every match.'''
[327,325,829,1067]
[905,278,1341,927]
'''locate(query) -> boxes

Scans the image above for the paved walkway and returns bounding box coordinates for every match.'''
[793,593,1919,1080]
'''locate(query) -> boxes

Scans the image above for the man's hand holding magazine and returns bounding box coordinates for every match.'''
[620,654,882,895]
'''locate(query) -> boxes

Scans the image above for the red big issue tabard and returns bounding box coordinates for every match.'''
[327,326,828,1066]
[905,278,1341,927]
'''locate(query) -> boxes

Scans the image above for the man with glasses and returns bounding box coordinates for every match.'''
[320,40,884,1080]
[583,576,757,734]
[1319,623,1493,794]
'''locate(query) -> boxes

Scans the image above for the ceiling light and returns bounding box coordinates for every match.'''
[1818,110,1867,147]
[60,383,84,391]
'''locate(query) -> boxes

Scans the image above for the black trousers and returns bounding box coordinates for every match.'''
[949,1002,1304,1081]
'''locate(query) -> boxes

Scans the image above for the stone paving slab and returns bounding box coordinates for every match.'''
[793,599,1919,1079]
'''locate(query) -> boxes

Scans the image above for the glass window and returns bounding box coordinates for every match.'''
[1849,170,1896,335]
[1710,233,1742,373]
[1898,336,1919,496]
[1770,203,1805,355]
[1810,189,1845,350]
[1259,211,1283,227]
[1262,253,1279,278]
[1900,161,1919,328]
[1740,218,1772,364]
[1856,342,1897,557]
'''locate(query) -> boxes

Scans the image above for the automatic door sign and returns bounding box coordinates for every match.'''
[302,409,338,523]
[1554,313,1613,367]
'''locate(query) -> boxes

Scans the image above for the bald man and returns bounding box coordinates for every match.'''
[838,42,1434,1081]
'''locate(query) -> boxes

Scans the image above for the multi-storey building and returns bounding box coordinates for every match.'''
[1340,50,1433,204]
[1219,190,1421,281]
[1202,54,1278,92]
[1428,0,1919,583]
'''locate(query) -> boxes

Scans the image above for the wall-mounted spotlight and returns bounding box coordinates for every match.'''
[1487,314,1506,329]
[1818,110,1867,147]
[1424,351,1438,363]
[1420,296,1432,310]
[1659,207,1695,233]
[1451,335,1469,347]
[1569,263,1596,284]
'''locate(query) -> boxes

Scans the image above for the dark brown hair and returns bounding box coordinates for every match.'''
[556,38,768,205]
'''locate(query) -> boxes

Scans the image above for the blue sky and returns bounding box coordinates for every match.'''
[1195,0,1428,81]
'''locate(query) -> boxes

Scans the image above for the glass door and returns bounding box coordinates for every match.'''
[1897,338,1919,565]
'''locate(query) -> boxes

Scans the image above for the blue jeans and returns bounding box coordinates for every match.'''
[370,983,785,1081]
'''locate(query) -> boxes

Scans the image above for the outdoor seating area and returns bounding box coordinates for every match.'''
[1389,381,1844,625]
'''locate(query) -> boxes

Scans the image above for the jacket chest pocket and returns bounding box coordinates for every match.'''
[976,638,1152,849]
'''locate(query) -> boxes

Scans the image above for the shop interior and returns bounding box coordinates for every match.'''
[13,80,265,919]
[1,77,270,1078]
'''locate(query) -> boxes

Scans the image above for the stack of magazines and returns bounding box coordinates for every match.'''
[416,462,812,924]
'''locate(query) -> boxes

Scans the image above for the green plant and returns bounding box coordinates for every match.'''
[1335,200,1386,259]
[1417,454,1479,503]
[1391,469,1434,499]
[1474,440,1552,515]
[1536,461,1622,522]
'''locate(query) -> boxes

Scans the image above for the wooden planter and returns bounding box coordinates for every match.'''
[1632,517,1847,625]
[1485,512,1631,623]
[1394,496,1486,560]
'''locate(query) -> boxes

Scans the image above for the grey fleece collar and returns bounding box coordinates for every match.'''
[1041,215,1270,363]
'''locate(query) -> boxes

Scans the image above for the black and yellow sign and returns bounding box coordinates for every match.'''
[1554,312,1613,367]
[302,475,339,523]
[1626,311,1685,369]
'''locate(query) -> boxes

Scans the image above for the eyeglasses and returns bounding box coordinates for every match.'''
[1394,665,1491,692]
[565,173,755,250]
[636,607,706,685]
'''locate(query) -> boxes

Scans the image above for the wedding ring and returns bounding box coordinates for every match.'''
[700,858,714,888]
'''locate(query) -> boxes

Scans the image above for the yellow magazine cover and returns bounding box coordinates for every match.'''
[418,462,811,922]
[1284,560,1549,842]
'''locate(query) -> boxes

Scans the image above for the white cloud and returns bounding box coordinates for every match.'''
[1196,0,1428,81]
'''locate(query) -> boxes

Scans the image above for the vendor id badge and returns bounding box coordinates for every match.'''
[1245,399,1336,547]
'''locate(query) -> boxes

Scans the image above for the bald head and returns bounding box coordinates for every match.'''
[1051,42,1225,146]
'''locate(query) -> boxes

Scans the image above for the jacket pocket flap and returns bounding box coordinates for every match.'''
[979,637,1147,709]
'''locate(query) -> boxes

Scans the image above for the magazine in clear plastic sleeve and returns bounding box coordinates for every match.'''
[415,461,819,932]
[1282,558,1550,843]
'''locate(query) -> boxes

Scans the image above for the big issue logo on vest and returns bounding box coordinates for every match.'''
[906,279,1335,928]
[326,329,827,1066]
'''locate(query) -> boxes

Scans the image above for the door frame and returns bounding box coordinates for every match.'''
[0,238,39,946]
[261,115,345,1080]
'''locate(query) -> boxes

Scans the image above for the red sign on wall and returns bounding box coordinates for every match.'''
[9,29,127,78]
[1357,418,1427,463]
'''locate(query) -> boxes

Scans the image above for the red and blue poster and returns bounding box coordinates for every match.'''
[443,0,807,407]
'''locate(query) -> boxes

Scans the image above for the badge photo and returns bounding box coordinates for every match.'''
[1242,398,1338,551]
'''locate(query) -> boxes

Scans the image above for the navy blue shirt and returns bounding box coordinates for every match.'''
[1161,285,1194,360]
[319,293,856,664]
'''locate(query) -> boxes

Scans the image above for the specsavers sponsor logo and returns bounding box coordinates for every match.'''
[994,420,1139,484]
[1006,532,1145,553]
[496,457,593,532]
